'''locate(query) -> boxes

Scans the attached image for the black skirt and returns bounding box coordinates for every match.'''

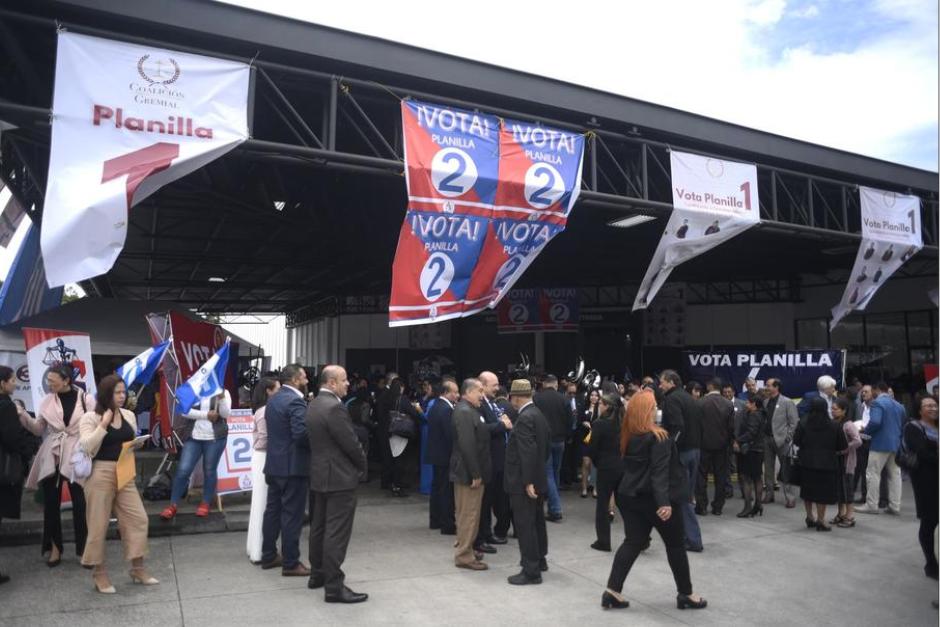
[737,451,763,480]
[799,467,839,505]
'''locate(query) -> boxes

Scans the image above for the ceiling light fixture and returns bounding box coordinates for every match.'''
[608,215,656,229]
[208,276,226,283]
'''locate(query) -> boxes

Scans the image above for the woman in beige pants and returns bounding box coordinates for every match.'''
[79,374,157,594]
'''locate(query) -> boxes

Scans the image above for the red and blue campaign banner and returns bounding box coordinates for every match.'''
[465,120,585,310]
[496,288,579,333]
[389,100,500,326]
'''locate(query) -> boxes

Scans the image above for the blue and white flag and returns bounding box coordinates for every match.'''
[175,339,230,414]
[117,339,171,388]
[0,222,63,325]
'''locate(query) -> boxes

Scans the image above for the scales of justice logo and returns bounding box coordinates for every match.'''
[137,54,181,86]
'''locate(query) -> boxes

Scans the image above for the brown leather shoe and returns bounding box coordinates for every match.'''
[261,555,283,570]
[456,561,488,571]
[282,563,311,577]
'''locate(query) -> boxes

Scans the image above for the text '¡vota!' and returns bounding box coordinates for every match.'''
[688,353,834,368]
[92,104,214,139]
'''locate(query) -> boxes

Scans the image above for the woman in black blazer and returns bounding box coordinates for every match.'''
[587,392,623,552]
[793,398,847,531]
[734,394,765,518]
[602,390,706,611]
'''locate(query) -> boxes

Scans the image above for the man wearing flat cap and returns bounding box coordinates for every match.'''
[504,379,552,584]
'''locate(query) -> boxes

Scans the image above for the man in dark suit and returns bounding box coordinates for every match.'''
[426,379,459,535]
[476,371,513,552]
[305,365,368,603]
[450,378,491,571]
[660,369,704,552]
[261,364,310,576]
[505,379,551,585]
[697,378,735,515]
[534,374,568,522]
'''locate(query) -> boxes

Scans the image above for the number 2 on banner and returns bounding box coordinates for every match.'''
[231,437,251,465]
[494,256,522,291]
[420,253,455,302]
[525,163,565,208]
[431,148,478,198]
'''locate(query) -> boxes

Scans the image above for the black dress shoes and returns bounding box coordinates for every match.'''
[676,593,707,609]
[475,543,497,554]
[307,576,324,589]
[507,572,542,585]
[489,536,508,545]
[539,559,548,572]
[545,512,563,523]
[325,586,368,604]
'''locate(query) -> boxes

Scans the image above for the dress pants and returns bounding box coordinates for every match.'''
[853,439,871,498]
[81,461,149,566]
[41,473,87,556]
[677,449,703,549]
[762,435,793,501]
[429,465,455,532]
[510,493,547,578]
[309,489,357,594]
[607,495,693,596]
[696,448,729,511]
[865,450,902,512]
[595,469,623,548]
[454,483,484,566]
[247,449,268,562]
[477,470,510,543]
[262,475,309,568]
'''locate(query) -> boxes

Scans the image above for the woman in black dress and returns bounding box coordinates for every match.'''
[793,398,847,531]
[734,394,765,517]
[602,390,706,611]
[587,392,622,551]
[905,395,938,579]
[580,389,601,498]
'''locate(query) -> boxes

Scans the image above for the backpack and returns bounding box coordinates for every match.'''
[895,421,925,471]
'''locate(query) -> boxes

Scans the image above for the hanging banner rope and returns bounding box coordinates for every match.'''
[389,100,499,327]
[633,150,760,311]
[464,119,584,313]
[830,187,923,329]
[41,32,250,287]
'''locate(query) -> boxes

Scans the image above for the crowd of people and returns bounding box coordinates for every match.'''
[0,360,937,609]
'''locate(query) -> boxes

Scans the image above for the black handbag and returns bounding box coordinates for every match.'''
[0,446,23,486]
[388,410,417,439]
[781,446,801,486]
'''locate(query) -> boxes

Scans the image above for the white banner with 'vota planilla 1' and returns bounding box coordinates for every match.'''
[633,151,760,311]
[830,187,923,329]
[41,32,250,287]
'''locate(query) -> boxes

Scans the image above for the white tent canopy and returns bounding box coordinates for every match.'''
[0,298,260,356]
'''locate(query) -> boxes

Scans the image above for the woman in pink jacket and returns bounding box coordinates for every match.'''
[23,364,95,567]
[831,397,862,528]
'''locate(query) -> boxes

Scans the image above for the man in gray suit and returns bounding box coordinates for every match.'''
[451,378,491,571]
[762,378,799,507]
[306,365,368,603]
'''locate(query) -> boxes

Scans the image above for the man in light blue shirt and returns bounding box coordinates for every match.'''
[856,381,905,515]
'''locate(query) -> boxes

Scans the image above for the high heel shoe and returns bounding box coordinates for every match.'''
[92,570,116,594]
[46,546,62,568]
[829,514,845,525]
[581,490,588,498]
[601,590,630,609]
[815,521,832,532]
[130,567,160,585]
[748,504,763,518]
[676,593,708,609]
[736,502,753,518]
[805,517,816,529]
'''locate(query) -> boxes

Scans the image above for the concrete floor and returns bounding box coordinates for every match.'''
[0,482,936,626]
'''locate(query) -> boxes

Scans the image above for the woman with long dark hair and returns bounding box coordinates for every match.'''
[587,392,623,552]
[23,363,94,566]
[831,397,861,528]
[247,376,280,564]
[602,390,706,611]
[794,397,847,531]
[734,394,765,517]
[79,374,155,593]
[580,389,601,498]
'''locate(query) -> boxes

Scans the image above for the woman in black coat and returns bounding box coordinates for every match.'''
[734,394,765,517]
[0,366,39,585]
[793,397,847,531]
[905,395,938,579]
[587,392,622,552]
[602,390,706,611]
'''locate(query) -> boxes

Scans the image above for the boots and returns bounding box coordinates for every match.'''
[736,500,753,518]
